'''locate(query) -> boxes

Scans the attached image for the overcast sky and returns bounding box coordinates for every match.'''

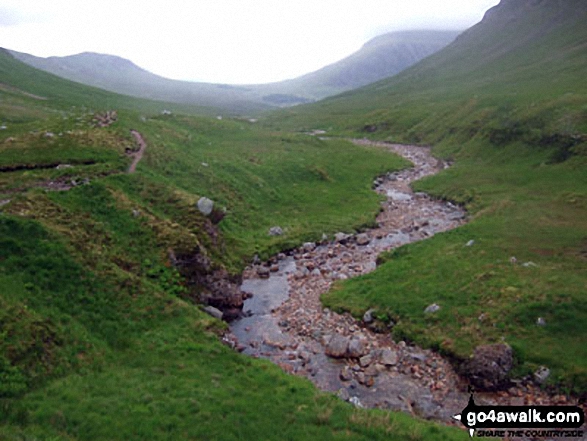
[0,0,500,84]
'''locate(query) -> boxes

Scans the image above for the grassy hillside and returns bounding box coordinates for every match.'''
[268,0,587,392]
[8,50,273,115]
[0,47,469,440]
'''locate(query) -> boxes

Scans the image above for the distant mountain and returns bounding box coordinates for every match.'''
[7,50,272,114]
[254,30,461,101]
[276,0,587,140]
[9,30,460,110]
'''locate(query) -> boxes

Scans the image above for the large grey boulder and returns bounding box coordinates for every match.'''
[462,343,514,390]
[347,337,368,358]
[325,335,350,358]
[197,197,214,216]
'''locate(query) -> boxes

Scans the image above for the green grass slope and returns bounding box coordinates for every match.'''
[8,50,273,115]
[268,0,587,392]
[0,48,468,439]
[0,48,218,118]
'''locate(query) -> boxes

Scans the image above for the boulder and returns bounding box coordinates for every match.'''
[356,233,370,246]
[347,337,368,358]
[534,366,550,384]
[359,354,373,367]
[462,343,514,390]
[325,335,350,358]
[334,232,350,243]
[424,303,441,314]
[203,306,223,320]
[338,388,350,401]
[269,226,284,236]
[197,197,214,216]
[363,309,375,324]
[257,266,270,279]
[380,349,399,366]
[340,366,353,382]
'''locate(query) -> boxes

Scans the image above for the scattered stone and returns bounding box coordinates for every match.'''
[132,209,141,217]
[0,125,6,130]
[510,256,517,264]
[270,265,280,273]
[340,366,353,381]
[325,335,350,358]
[362,309,375,324]
[534,366,550,384]
[380,349,398,366]
[465,240,475,247]
[349,396,364,408]
[303,242,316,252]
[449,212,465,221]
[269,226,284,236]
[522,261,538,268]
[56,164,73,170]
[201,162,209,167]
[359,354,373,368]
[409,352,427,362]
[536,317,546,326]
[0,199,11,208]
[462,343,513,390]
[347,337,368,358]
[424,303,440,314]
[257,267,270,279]
[203,306,223,320]
[197,197,214,216]
[334,232,350,243]
[44,131,55,138]
[356,233,370,246]
[338,388,350,401]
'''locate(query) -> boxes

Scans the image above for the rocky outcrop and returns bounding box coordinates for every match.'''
[461,343,514,390]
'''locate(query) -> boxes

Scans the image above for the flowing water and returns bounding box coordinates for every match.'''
[227,140,581,434]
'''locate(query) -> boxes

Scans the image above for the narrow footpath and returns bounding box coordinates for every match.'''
[128,130,147,173]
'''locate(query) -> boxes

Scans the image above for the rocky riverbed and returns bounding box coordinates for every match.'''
[227,140,582,433]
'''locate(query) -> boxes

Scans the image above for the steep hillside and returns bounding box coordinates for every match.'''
[252,30,460,101]
[270,0,587,392]
[273,0,587,138]
[10,30,458,110]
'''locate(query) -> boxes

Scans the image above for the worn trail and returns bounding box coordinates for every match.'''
[228,140,576,428]
[128,130,147,174]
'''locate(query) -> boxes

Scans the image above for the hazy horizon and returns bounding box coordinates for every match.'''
[0,0,500,84]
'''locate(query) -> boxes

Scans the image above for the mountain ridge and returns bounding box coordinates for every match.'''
[9,29,460,112]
